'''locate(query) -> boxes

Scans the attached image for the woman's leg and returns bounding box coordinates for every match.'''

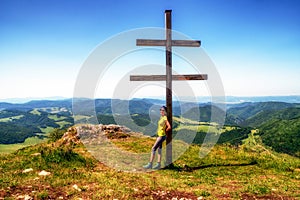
[144,136,166,169]
[150,151,155,163]
[153,136,166,163]
[157,144,163,163]
[151,136,165,160]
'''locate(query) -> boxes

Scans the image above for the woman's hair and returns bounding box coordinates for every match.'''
[161,106,167,112]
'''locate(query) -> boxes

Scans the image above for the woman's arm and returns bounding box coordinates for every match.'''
[165,119,171,132]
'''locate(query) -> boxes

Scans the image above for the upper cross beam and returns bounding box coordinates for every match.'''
[136,39,201,47]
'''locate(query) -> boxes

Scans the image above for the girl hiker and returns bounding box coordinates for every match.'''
[143,106,171,169]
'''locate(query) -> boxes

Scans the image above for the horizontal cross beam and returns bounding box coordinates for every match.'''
[130,74,207,81]
[136,39,201,47]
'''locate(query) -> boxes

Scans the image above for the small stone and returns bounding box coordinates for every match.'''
[38,170,51,176]
[73,184,82,192]
[22,168,33,173]
[17,195,32,200]
[24,195,33,200]
[31,153,41,156]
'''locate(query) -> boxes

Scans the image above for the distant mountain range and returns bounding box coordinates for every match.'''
[0,96,68,104]
[224,95,300,104]
[0,98,299,157]
[1,95,300,104]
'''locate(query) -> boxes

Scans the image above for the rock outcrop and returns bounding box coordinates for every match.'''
[56,124,140,147]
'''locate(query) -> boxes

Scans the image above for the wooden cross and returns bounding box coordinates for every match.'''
[130,10,207,166]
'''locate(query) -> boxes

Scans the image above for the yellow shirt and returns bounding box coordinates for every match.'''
[157,116,167,136]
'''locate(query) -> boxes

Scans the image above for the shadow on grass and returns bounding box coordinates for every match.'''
[163,160,258,172]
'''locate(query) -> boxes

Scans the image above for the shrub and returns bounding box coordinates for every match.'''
[48,128,66,142]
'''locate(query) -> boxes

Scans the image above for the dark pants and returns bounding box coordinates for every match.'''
[151,136,166,155]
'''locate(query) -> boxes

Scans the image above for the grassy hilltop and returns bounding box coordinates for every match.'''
[0,125,299,200]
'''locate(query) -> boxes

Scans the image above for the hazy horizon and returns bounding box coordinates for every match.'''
[1,95,300,104]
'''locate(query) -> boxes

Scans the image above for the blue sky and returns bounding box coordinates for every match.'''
[0,0,300,99]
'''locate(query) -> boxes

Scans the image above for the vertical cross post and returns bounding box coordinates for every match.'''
[165,10,173,166]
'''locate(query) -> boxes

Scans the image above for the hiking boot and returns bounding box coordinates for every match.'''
[143,162,152,169]
[153,162,161,169]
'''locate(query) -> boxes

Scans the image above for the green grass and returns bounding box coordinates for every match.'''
[30,109,41,115]
[40,126,55,134]
[0,115,24,122]
[0,119,70,154]
[74,115,92,121]
[47,114,72,128]
[0,132,299,199]
[173,117,235,135]
[56,120,72,128]
[174,124,233,134]
[48,114,65,121]
[0,136,46,154]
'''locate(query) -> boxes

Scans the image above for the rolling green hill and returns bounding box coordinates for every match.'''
[225,107,300,157]
[244,107,300,128]
[1,99,300,158]
[177,104,226,123]
[259,117,300,157]
[226,101,296,126]
[0,122,39,144]
[0,109,73,145]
